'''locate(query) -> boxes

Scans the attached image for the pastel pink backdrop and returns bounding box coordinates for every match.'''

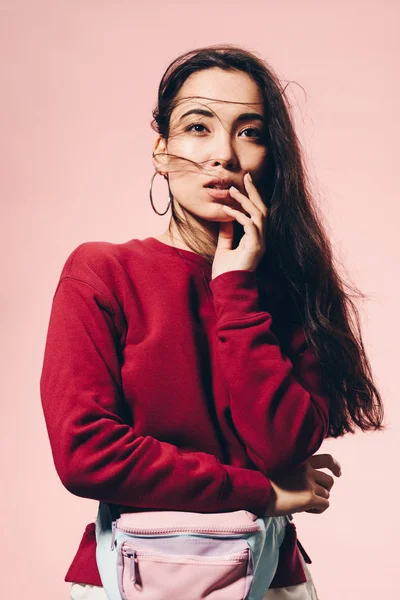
[1,1,398,598]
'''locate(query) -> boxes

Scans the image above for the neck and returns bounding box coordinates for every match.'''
[159,203,219,253]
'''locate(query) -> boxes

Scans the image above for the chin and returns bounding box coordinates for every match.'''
[203,203,237,222]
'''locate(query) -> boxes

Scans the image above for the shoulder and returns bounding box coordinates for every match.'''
[56,240,135,320]
[59,240,122,280]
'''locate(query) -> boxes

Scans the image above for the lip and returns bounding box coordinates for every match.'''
[203,177,238,190]
[204,188,235,200]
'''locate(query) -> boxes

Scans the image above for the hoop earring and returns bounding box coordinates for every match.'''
[149,171,172,216]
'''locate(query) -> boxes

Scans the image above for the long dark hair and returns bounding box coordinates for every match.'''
[150,43,385,438]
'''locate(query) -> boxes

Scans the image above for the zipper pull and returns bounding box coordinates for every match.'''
[129,549,137,582]
[110,520,117,551]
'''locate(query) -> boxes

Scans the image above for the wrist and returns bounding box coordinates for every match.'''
[208,270,261,322]
[264,481,278,517]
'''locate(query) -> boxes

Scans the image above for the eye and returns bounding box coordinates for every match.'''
[186,122,263,139]
[240,127,262,138]
[186,123,208,134]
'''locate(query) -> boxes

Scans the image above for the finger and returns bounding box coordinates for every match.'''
[243,173,268,216]
[229,183,267,221]
[303,491,330,514]
[216,220,235,252]
[314,469,335,492]
[229,185,264,219]
[222,206,260,242]
[314,484,330,499]
[309,495,330,512]
[229,187,265,232]
[308,453,342,477]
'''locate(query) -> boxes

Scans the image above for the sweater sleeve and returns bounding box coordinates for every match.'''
[209,269,330,476]
[40,270,272,516]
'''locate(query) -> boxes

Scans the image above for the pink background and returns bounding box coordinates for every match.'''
[1,1,398,598]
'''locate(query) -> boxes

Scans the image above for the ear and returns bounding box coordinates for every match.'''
[152,136,168,178]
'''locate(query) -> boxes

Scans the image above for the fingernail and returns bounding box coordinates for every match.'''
[246,172,252,182]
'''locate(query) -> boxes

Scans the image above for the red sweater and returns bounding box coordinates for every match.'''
[40,236,330,588]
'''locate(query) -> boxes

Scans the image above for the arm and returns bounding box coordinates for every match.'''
[208,269,330,476]
[40,271,272,515]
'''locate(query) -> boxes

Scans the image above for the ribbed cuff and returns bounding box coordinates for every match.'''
[209,270,260,323]
[219,465,272,516]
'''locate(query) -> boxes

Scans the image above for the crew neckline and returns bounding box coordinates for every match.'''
[139,236,212,271]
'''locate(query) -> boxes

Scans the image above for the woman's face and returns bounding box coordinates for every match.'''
[153,67,268,223]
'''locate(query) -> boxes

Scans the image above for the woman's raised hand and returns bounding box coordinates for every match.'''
[211,173,268,280]
[264,453,342,517]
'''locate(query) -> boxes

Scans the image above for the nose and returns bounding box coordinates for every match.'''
[208,132,239,171]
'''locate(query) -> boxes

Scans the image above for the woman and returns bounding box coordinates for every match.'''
[40,44,385,600]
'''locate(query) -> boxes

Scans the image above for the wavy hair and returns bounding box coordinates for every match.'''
[150,43,385,438]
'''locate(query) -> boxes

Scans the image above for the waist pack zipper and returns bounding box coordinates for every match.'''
[111,518,261,551]
[121,545,249,583]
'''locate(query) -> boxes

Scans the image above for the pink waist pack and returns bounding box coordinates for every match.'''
[95,502,289,600]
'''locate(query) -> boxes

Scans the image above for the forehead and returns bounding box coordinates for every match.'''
[171,68,264,119]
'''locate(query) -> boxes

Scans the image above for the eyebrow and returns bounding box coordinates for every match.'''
[178,108,265,124]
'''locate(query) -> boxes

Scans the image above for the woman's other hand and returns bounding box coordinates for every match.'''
[264,453,342,517]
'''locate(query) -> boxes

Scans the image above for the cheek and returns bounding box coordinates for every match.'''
[168,174,204,198]
[242,146,267,167]
[168,128,196,148]
[167,138,207,172]
[173,137,205,157]
[250,153,268,181]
